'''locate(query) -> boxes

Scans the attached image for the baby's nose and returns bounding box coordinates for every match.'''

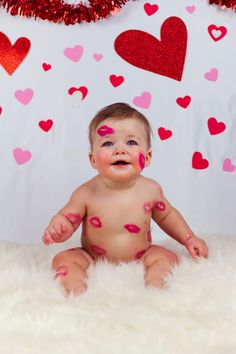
[114,144,126,154]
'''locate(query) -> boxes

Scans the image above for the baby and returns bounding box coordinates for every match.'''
[43,102,208,296]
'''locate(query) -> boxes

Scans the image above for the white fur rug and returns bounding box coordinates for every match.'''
[1,234,236,354]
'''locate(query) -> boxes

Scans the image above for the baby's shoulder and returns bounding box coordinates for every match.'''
[139,176,163,195]
[71,177,97,198]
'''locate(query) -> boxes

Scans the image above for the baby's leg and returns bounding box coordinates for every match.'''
[143,245,179,288]
[52,248,94,296]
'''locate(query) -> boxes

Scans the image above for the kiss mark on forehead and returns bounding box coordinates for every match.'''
[124,224,141,233]
[97,125,115,137]
[139,153,145,170]
[91,245,107,256]
[89,216,102,228]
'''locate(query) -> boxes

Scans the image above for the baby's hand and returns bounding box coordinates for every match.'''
[184,235,208,259]
[42,214,74,245]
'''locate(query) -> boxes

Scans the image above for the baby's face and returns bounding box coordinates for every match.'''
[89,117,152,182]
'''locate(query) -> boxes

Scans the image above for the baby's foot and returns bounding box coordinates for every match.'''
[54,263,87,296]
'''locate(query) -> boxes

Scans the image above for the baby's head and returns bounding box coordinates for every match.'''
[88,102,152,150]
[88,103,153,182]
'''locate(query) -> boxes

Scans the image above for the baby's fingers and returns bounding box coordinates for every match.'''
[43,232,54,245]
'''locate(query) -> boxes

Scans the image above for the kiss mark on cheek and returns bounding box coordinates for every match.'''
[147,230,152,242]
[97,125,115,137]
[139,153,145,170]
[124,224,141,233]
[135,249,146,260]
[91,245,107,256]
[65,213,81,224]
[154,201,166,211]
[89,216,102,228]
[143,201,153,214]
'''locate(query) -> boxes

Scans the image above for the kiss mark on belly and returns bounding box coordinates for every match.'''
[97,125,115,137]
[139,152,145,170]
[154,201,166,211]
[143,201,152,214]
[89,216,102,228]
[124,224,141,233]
[65,213,81,224]
[91,245,107,256]
[135,249,147,260]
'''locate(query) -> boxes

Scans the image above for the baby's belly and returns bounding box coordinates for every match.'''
[81,232,151,263]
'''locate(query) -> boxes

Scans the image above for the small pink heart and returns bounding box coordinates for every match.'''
[204,68,218,81]
[93,53,103,62]
[222,158,236,172]
[13,147,32,165]
[64,45,83,62]
[185,5,196,14]
[14,89,34,105]
[133,91,151,109]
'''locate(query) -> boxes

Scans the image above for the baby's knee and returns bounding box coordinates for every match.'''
[143,246,179,269]
[52,248,92,270]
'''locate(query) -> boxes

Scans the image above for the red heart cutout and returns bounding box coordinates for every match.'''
[208,25,227,42]
[0,32,31,75]
[192,152,209,170]
[207,117,226,135]
[114,16,187,81]
[42,63,52,71]
[109,74,124,87]
[68,86,88,100]
[39,119,53,132]
[144,3,159,16]
[158,127,172,140]
[176,95,191,108]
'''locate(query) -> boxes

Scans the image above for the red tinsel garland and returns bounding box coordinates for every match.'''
[0,0,131,25]
[209,0,236,9]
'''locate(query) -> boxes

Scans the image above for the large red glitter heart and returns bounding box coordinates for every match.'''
[114,16,187,81]
[0,32,31,75]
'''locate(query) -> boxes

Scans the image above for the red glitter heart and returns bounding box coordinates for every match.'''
[207,117,226,135]
[114,16,187,81]
[192,152,209,170]
[0,32,30,75]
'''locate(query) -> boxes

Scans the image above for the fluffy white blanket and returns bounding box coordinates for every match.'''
[0,235,235,354]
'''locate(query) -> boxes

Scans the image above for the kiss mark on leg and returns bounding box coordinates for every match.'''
[89,216,102,228]
[143,201,153,214]
[91,245,107,256]
[65,213,81,224]
[97,125,115,137]
[135,249,146,260]
[124,224,141,233]
[139,152,145,170]
[154,201,166,211]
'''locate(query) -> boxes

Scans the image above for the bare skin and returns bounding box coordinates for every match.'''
[43,117,208,296]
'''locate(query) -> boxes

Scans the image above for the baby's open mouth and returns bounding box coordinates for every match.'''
[112,160,130,165]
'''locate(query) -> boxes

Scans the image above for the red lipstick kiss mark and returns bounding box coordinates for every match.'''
[65,213,81,225]
[143,201,153,214]
[91,245,107,256]
[154,201,166,211]
[135,249,146,260]
[89,216,102,228]
[139,153,145,170]
[97,125,115,137]
[147,230,152,242]
[124,224,141,233]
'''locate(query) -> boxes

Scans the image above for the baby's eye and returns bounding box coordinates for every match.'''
[127,140,138,146]
[102,141,113,147]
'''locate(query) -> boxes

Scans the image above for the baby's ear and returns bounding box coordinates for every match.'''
[145,149,152,167]
[88,152,96,169]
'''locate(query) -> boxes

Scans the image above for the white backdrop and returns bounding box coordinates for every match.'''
[0,0,235,244]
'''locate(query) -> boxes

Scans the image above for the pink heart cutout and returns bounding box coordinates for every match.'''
[133,92,151,109]
[204,68,218,81]
[223,158,236,172]
[14,89,34,105]
[185,5,196,14]
[93,53,103,62]
[13,147,31,165]
[64,45,83,62]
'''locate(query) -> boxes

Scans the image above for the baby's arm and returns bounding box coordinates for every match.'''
[151,183,208,259]
[43,186,86,245]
